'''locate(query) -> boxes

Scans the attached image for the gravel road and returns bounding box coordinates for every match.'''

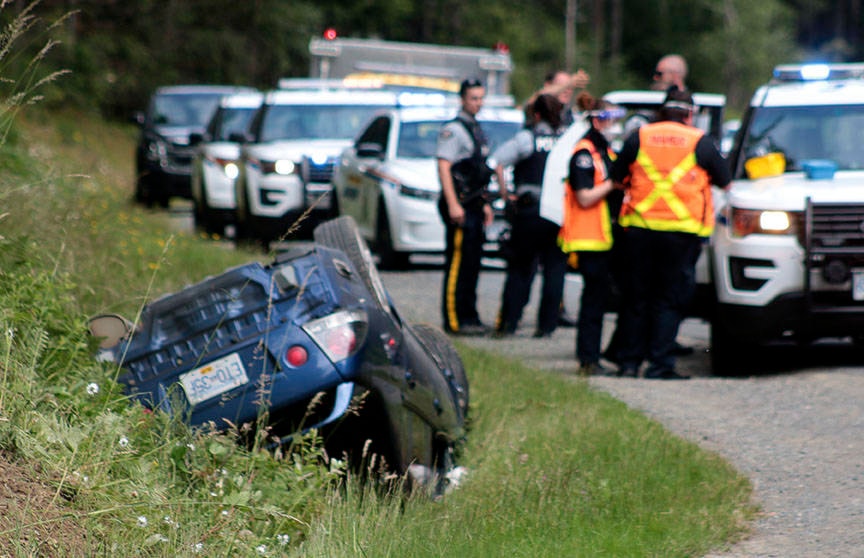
[381,264,864,558]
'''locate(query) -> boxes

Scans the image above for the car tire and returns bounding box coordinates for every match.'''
[313,215,390,313]
[410,323,470,418]
[375,198,410,270]
[193,194,221,237]
[135,176,154,207]
[709,320,753,377]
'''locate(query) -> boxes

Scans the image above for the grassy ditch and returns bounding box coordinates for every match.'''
[0,108,756,556]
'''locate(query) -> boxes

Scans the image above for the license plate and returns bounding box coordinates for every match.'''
[854,272,864,301]
[179,353,249,406]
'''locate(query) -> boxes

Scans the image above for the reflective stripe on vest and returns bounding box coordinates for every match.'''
[619,122,713,235]
[558,137,613,252]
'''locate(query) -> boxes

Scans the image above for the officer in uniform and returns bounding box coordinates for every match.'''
[610,87,731,379]
[491,94,568,337]
[437,78,494,335]
[559,92,624,375]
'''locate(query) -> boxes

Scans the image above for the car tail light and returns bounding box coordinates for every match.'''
[302,309,368,362]
[285,345,308,367]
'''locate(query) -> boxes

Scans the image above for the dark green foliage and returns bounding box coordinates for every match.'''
[4,1,857,127]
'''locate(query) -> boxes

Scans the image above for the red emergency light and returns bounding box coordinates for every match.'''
[493,41,509,54]
[323,28,338,41]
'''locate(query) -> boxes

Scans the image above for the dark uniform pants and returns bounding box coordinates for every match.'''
[442,205,486,332]
[615,227,702,372]
[496,208,566,334]
[575,249,612,364]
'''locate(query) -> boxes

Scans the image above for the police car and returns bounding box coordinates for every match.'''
[233,86,398,248]
[332,93,524,268]
[708,63,864,374]
[190,90,263,236]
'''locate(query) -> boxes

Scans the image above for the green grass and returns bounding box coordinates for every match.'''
[0,108,756,556]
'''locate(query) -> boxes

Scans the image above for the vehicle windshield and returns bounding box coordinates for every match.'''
[396,119,521,159]
[740,104,864,173]
[150,93,224,127]
[259,105,388,142]
[209,107,258,141]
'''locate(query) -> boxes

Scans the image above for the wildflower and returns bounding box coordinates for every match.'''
[137,515,148,527]
[193,542,204,554]
[256,545,267,555]
[6,328,14,340]
[221,510,229,517]
[186,443,195,451]
[277,534,290,546]
[86,382,100,396]
[119,436,130,448]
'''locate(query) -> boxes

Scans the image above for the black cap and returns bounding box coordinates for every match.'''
[459,78,483,97]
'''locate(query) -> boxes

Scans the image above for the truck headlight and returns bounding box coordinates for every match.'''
[255,158,297,175]
[731,208,798,237]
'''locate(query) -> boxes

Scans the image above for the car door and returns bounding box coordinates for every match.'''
[337,115,391,239]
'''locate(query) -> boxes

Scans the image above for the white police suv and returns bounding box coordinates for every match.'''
[233,85,398,249]
[708,63,864,374]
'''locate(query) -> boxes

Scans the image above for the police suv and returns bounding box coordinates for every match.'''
[708,63,864,374]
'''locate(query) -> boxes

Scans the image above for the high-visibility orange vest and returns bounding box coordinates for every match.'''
[619,121,714,236]
[558,137,614,252]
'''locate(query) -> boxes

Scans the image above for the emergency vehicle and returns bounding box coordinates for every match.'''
[308,29,513,98]
[707,63,864,374]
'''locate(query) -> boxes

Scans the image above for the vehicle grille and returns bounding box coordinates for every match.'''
[804,199,864,311]
[307,159,335,183]
[807,202,864,251]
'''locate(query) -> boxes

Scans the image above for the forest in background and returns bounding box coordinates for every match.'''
[3,0,862,120]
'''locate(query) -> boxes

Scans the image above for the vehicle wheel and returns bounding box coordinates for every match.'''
[709,320,753,377]
[410,323,470,418]
[375,199,410,270]
[313,215,390,313]
[135,176,154,207]
[193,196,221,236]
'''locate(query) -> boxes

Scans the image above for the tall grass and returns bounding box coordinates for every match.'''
[0,41,756,556]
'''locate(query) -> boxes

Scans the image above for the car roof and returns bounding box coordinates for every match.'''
[383,105,525,124]
[263,88,399,106]
[602,90,726,108]
[154,84,257,96]
[218,91,264,109]
[749,63,864,107]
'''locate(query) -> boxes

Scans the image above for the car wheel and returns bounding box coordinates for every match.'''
[709,320,753,377]
[135,176,154,207]
[193,195,221,237]
[313,215,390,313]
[410,323,469,418]
[375,198,411,270]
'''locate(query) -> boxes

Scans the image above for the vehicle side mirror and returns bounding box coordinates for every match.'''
[88,314,136,349]
[356,142,384,159]
[229,131,250,143]
[189,132,205,145]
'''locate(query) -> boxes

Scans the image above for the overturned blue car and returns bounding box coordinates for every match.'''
[89,216,469,488]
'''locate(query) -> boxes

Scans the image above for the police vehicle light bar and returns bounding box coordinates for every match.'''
[772,63,864,82]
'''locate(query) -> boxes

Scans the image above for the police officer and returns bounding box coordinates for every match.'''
[559,92,623,375]
[610,87,731,379]
[437,78,495,336]
[491,94,568,337]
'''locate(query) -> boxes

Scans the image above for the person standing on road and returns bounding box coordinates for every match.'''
[437,78,495,336]
[610,87,730,380]
[559,92,624,376]
[491,94,568,338]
